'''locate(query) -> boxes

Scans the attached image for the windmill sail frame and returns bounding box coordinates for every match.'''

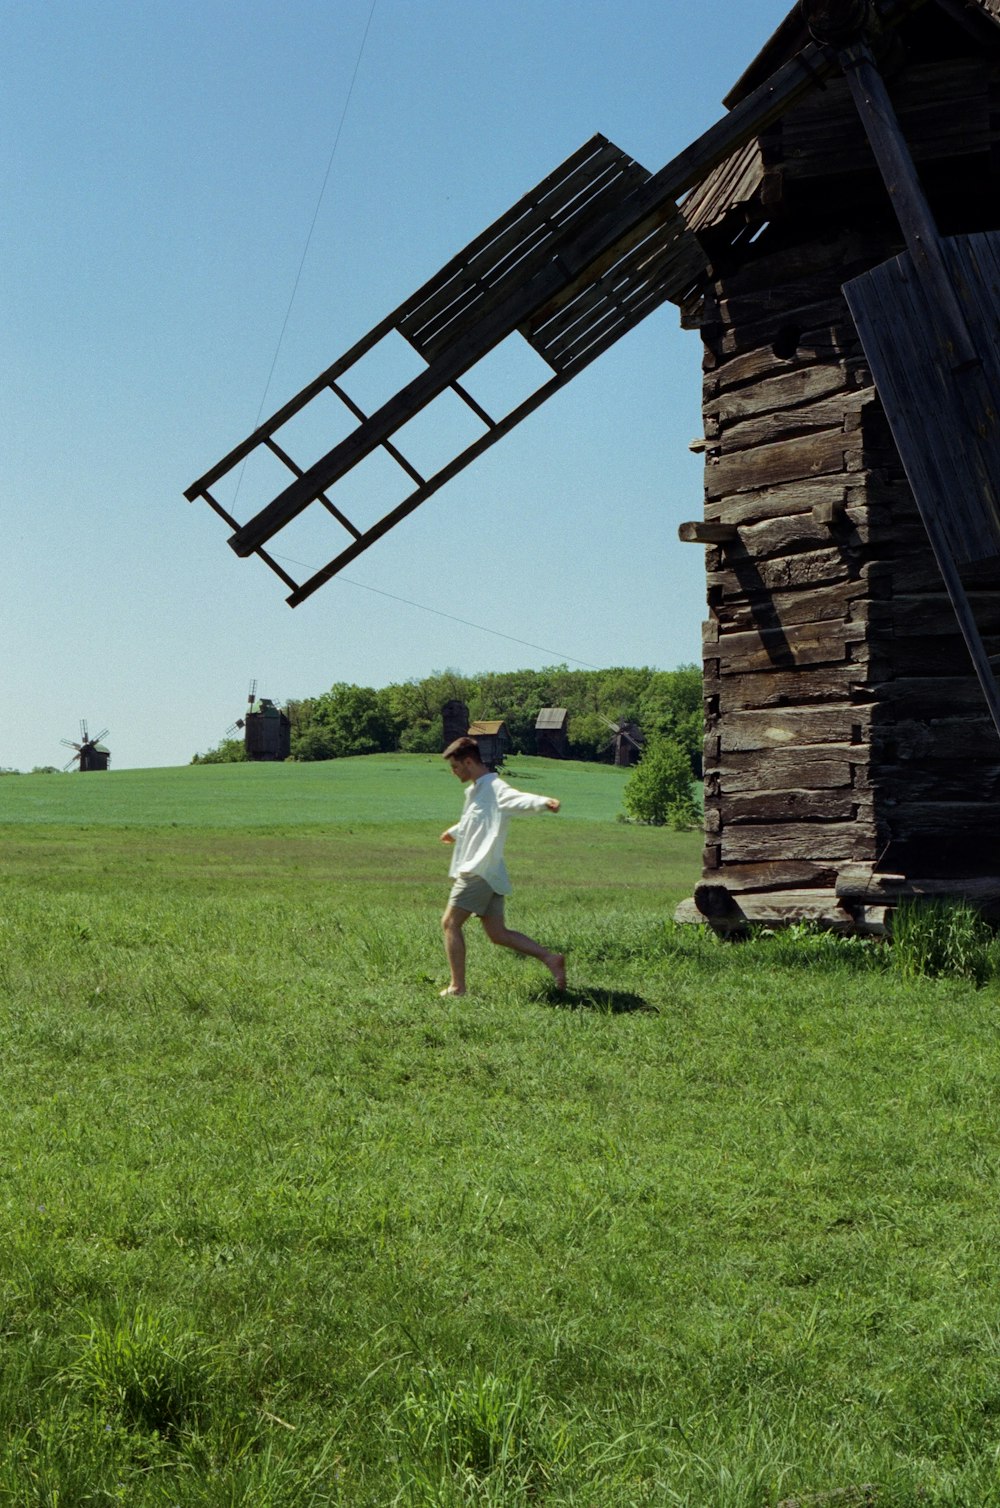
[187,5,932,606]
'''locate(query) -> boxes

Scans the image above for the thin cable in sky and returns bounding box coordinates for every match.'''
[269,552,602,669]
[253,0,378,429]
[231,0,379,509]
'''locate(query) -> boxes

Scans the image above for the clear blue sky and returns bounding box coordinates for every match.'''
[3,0,790,771]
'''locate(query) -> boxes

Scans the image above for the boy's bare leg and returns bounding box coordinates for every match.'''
[441,905,472,995]
[481,905,566,989]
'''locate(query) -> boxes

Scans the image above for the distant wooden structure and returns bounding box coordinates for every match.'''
[535,707,569,758]
[227,682,291,762]
[442,699,471,750]
[468,719,510,770]
[245,698,291,761]
[601,718,644,767]
[188,0,1000,932]
[62,721,110,772]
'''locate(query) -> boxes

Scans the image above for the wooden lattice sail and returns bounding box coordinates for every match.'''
[186,136,707,606]
[185,4,875,605]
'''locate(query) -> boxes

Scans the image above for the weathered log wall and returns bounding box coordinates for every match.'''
[678,27,1000,926]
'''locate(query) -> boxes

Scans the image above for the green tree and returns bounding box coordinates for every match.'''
[566,710,613,761]
[190,738,246,765]
[381,670,470,753]
[470,668,551,753]
[638,666,703,776]
[398,717,444,754]
[594,666,652,724]
[291,683,395,761]
[622,736,699,829]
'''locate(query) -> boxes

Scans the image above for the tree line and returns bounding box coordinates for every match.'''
[191,664,702,775]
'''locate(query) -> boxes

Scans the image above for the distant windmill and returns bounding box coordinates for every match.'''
[599,717,643,768]
[61,720,111,772]
[225,681,291,762]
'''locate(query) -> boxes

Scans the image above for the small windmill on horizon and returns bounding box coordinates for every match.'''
[225,681,292,762]
[599,717,644,768]
[61,721,110,772]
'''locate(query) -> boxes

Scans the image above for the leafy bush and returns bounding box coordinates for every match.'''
[190,737,246,765]
[622,736,699,828]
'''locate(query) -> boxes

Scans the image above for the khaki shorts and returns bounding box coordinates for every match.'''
[447,874,505,918]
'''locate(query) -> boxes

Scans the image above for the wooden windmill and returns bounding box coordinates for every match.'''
[599,717,645,767]
[62,720,110,772]
[188,0,1000,930]
[442,699,471,750]
[226,682,292,762]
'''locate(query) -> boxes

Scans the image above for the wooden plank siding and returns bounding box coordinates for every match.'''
[685,26,1000,921]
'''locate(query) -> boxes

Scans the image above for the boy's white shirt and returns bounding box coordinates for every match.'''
[447,772,550,894]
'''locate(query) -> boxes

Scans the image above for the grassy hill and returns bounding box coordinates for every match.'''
[0,754,633,828]
[0,755,700,909]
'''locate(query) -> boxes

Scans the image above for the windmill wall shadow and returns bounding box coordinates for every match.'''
[188,0,1000,932]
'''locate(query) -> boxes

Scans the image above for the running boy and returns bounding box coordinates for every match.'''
[439,736,565,997]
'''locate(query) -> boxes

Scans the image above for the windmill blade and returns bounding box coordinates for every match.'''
[92,728,110,744]
[186,0,926,608]
[63,754,79,771]
[598,715,640,748]
[80,719,89,742]
[60,739,81,750]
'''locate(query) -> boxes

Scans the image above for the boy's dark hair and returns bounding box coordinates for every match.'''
[443,736,481,762]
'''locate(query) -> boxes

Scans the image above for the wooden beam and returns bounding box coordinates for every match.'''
[678,521,739,543]
[838,43,980,372]
[812,499,848,526]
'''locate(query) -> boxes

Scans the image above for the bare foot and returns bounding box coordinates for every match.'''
[544,952,566,990]
[440,986,466,997]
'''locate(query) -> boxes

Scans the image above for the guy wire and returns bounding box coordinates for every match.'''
[232,0,379,506]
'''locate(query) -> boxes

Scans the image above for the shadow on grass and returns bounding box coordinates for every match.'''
[538,985,658,1015]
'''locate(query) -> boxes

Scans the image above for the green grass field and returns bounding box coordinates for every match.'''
[3,757,1000,1506]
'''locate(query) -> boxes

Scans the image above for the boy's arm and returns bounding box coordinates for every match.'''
[494,780,560,814]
